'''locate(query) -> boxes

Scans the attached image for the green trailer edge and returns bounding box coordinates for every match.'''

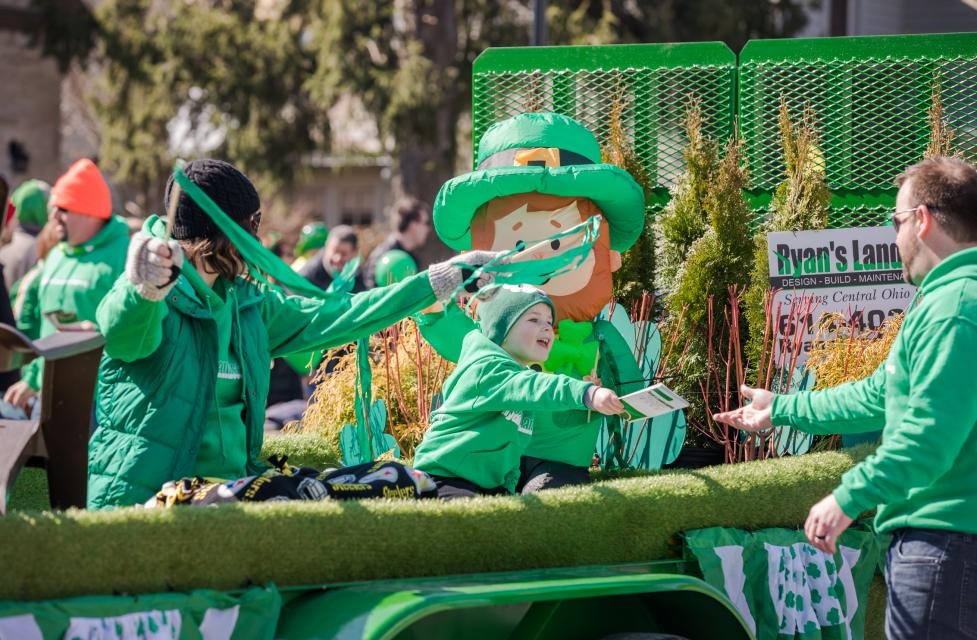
[276,561,753,640]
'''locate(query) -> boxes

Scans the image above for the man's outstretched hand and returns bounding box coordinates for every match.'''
[711,384,775,432]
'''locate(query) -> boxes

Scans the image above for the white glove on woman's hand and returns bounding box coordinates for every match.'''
[428,250,503,299]
[126,232,184,301]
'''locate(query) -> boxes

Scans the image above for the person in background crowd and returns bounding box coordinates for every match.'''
[0,173,13,247]
[1,179,50,289]
[362,197,431,288]
[266,224,364,431]
[4,159,129,412]
[12,218,63,323]
[713,157,977,640]
[289,221,328,273]
[297,224,364,293]
[266,225,367,431]
[0,173,18,394]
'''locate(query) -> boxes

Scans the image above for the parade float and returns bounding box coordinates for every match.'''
[3,31,977,639]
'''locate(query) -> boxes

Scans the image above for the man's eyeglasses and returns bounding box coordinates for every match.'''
[892,206,918,232]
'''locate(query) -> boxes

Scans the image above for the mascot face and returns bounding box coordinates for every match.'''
[471,192,620,322]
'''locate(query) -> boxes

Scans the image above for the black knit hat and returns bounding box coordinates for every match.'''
[164,159,260,240]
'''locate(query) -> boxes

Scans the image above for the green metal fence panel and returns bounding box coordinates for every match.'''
[739,32,977,229]
[471,43,737,210]
[472,33,977,231]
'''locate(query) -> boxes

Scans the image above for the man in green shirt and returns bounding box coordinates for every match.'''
[714,157,977,640]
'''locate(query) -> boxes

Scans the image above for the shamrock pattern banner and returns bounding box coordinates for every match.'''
[686,526,884,639]
[0,585,280,640]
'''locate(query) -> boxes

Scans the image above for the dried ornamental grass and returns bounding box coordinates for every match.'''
[600,79,655,309]
[806,312,903,390]
[926,77,956,160]
[297,319,454,460]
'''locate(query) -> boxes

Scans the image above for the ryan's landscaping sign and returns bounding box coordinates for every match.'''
[767,227,916,365]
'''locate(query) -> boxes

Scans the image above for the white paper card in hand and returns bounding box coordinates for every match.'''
[619,383,689,422]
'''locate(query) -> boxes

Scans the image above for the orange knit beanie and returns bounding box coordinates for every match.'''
[51,159,112,219]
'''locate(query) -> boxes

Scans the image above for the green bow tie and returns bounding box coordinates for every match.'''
[544,319,598,377]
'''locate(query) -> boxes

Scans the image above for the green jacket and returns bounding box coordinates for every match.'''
[88,217,436,509]
[18,216,129,389]
[419,306,642,467]
[413,330,592,493]
[773,246,977,534]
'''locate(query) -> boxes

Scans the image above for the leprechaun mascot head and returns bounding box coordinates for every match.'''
[433,112,646,322]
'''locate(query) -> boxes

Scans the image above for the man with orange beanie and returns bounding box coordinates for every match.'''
[4,159,129,411]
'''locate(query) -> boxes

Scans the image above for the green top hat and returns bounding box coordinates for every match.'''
[433,112,646,252]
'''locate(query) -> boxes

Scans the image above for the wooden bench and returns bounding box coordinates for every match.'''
[0,324,104,514]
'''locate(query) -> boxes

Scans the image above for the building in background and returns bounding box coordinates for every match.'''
[0,0,62,183]
[799,0,977,37]
[285,94,393,228]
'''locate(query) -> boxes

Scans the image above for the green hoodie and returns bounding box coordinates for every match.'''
[772,246,977,534]
[418,306,643,467]
[19,215,130,390]
[413,330,592,493]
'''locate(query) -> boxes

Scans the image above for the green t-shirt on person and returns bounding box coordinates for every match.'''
[189,277,248,479]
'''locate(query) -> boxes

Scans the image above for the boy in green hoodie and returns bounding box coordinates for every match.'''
[714,157,977,640]
[413,285,623,499]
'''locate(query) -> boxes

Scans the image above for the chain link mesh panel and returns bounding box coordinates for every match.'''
[471,35,977,230]
[739,33,977,229]
[471,44,737,204]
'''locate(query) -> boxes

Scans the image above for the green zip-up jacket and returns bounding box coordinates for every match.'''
[413,330,592,493]
[772,246,977,534]
[87,216,436,509]
[18,216,129,390]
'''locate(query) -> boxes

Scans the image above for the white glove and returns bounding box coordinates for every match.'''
[428,250,503,299]
[126,232,184,301]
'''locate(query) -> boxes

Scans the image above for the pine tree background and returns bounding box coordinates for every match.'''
[654,103,754,432]
[601,85,654,308]
[653,99,718,300]
[743,99,831,371]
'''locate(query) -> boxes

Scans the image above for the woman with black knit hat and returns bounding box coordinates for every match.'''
[86,159,497,509]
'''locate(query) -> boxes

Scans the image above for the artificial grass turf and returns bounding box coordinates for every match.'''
[258,431,342,469]
[6,467,48,513]
[0,444,874,602]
